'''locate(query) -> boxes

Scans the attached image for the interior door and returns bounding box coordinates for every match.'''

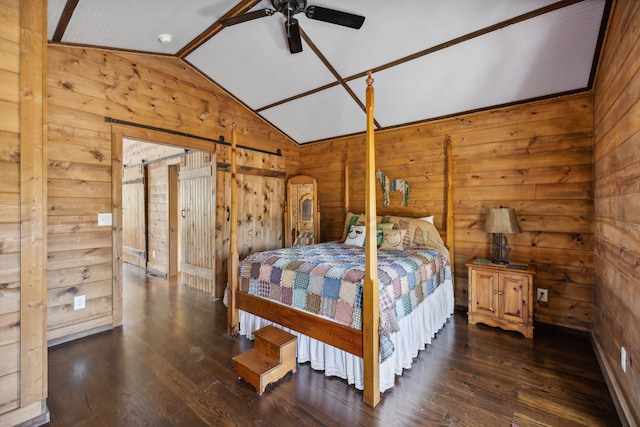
[215,169,284,298]
[122,164,146,268]
[179,151,216,294]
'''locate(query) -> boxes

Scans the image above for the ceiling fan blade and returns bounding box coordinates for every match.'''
[219,9,274,26]
[286,18,303,54]
[305,6,364,29]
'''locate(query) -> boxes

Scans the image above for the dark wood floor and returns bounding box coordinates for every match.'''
[45,264,621,426]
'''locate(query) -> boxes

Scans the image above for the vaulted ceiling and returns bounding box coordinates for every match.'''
[48,0,610,145]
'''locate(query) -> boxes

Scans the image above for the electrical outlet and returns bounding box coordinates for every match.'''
[537,288,548,303]
[73,295,86,310]
[621,346,627,373]
[152,250,156,258]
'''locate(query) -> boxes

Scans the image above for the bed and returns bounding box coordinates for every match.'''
[227,72,456,407]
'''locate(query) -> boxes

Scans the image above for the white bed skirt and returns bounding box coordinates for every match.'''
[239,278,455,393]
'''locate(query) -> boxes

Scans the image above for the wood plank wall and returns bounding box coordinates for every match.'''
[46,44,299,343]
[214,146,285,297]
[0,0,49,425]
[592,0,640,424]
[122,165,146,267]
[300,92,595,332]
[147,161,175,276]
[0,0,22,416]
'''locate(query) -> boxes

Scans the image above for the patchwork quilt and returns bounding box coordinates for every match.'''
[239,241,451,361]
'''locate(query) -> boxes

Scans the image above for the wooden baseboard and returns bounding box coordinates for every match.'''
[48,323,114,347]
[0,400,49,427]
[591,332,637,427]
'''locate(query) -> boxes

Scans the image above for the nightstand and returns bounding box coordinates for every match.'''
[466,258,536,338]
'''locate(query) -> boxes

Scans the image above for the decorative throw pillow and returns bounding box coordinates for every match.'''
[397,219,414,248]
[342,212,365,241]
[379,229,406,251]
[344,225,366,247]
[376,225,384,247]
[377,222,396,230]
[413,225,426,246]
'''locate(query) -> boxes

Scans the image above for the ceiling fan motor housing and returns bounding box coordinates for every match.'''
[272,0,307,15]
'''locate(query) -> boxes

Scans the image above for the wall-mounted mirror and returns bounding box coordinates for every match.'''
[285,175,320,247]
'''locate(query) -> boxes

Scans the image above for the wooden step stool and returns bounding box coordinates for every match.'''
[232,325,297,394]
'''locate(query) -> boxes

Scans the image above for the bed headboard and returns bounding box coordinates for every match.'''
[342,137,455,272]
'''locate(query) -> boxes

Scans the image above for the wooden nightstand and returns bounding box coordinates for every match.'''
[466,258,536,338]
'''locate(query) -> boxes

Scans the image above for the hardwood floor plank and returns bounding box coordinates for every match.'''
[45,264,621,426]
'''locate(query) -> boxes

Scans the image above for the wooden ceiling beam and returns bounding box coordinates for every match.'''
[51,0,80,42]
[177,0,262,59]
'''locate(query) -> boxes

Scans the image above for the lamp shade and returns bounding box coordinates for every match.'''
[484,207,520,234]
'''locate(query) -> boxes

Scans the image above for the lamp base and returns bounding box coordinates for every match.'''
[491,233,511,265]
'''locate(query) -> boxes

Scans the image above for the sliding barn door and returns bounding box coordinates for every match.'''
[179,151,216,294]
[215,150,285,298]
[122,165,146,268]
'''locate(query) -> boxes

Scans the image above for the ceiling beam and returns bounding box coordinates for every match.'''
[177,0,262,59]
[300,28,381,128]
[51,0,80,42]
[345,0,588,82]
[255,0,591,115]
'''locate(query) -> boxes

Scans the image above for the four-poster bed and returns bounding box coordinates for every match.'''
[227,73,455,407]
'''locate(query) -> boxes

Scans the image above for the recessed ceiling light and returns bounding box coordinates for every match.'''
[157,34,173,45]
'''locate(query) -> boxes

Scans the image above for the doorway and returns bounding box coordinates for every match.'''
[111,125,220,326]
[122,138,186,279]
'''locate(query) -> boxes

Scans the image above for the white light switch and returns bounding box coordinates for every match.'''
[74,295,86,310]
[98,213,112,226]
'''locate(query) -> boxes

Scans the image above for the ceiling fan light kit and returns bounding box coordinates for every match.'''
[219,0,365,54]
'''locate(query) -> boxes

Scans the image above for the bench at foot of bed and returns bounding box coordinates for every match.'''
[233,325,297,394]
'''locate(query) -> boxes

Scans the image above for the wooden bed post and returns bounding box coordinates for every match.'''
[228,122,240,335]
[363,72,380,407]
[445,136,455,278]
[344,151,349,214]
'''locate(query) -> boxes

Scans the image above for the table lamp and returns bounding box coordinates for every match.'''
[484,207,520,264]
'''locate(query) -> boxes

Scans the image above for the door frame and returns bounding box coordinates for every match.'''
[168,164,179,277]
[111,124,217,326]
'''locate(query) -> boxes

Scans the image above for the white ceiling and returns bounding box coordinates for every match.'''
[48,0,609,144]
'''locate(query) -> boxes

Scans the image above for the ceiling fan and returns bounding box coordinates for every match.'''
[219,0,365,54]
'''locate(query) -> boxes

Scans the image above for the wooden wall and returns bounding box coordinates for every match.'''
[47,44,298,343]
[147,160,177,276]
[300,92,595,332]
[0,0,49,425]
[0,0,22,416]
[592,0,640,424]
[122,164,147,267]
[216,145,285,296]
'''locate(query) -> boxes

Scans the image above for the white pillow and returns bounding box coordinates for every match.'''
[418,215,434,224]
[344,225,366,247]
